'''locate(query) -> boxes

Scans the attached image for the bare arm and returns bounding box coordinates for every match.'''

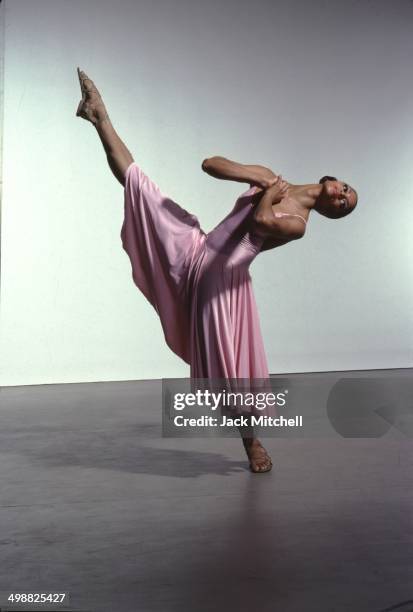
[252,178,305,241]
[202,156,278,189]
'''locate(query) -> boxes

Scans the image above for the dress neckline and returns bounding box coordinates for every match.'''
[247,186,308,225]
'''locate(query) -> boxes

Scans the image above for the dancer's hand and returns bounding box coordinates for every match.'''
[258,176,280,189]
[263,175,289,203]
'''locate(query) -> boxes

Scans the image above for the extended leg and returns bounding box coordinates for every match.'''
[76,69,133,187]
[95,118,134,187]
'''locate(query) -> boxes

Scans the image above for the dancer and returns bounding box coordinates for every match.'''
[76,68,358,473]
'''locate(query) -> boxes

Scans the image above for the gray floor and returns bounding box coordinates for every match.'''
[0,369,412,612]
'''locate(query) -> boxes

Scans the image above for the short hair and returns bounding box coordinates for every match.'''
[318,176,358,219]
[323,206,354,219]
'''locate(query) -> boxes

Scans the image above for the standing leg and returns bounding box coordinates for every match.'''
[76,68,133,187]
[237,421,273,473]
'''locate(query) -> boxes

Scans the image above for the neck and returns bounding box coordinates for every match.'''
[287,183,323,210]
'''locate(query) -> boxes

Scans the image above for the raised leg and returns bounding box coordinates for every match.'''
[94,118,134,187]
[76,68,134,187]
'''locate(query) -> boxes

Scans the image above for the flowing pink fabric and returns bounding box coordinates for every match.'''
[120,162,271,384]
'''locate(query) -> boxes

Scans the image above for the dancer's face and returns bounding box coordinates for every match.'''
[318,180,358,218]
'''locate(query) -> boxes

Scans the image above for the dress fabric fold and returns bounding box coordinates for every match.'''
[121,162,274,414]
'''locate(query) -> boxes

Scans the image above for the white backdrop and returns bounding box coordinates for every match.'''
[1,0,412,386]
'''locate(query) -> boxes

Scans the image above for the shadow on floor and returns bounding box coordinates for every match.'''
[0,425,252,477]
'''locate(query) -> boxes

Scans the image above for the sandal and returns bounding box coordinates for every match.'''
[244,440,273,473]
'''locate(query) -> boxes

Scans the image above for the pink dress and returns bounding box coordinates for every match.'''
[120,162,270,385]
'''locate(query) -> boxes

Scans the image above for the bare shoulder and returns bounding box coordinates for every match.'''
[251,214,306,242]
[273,215,307,240]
